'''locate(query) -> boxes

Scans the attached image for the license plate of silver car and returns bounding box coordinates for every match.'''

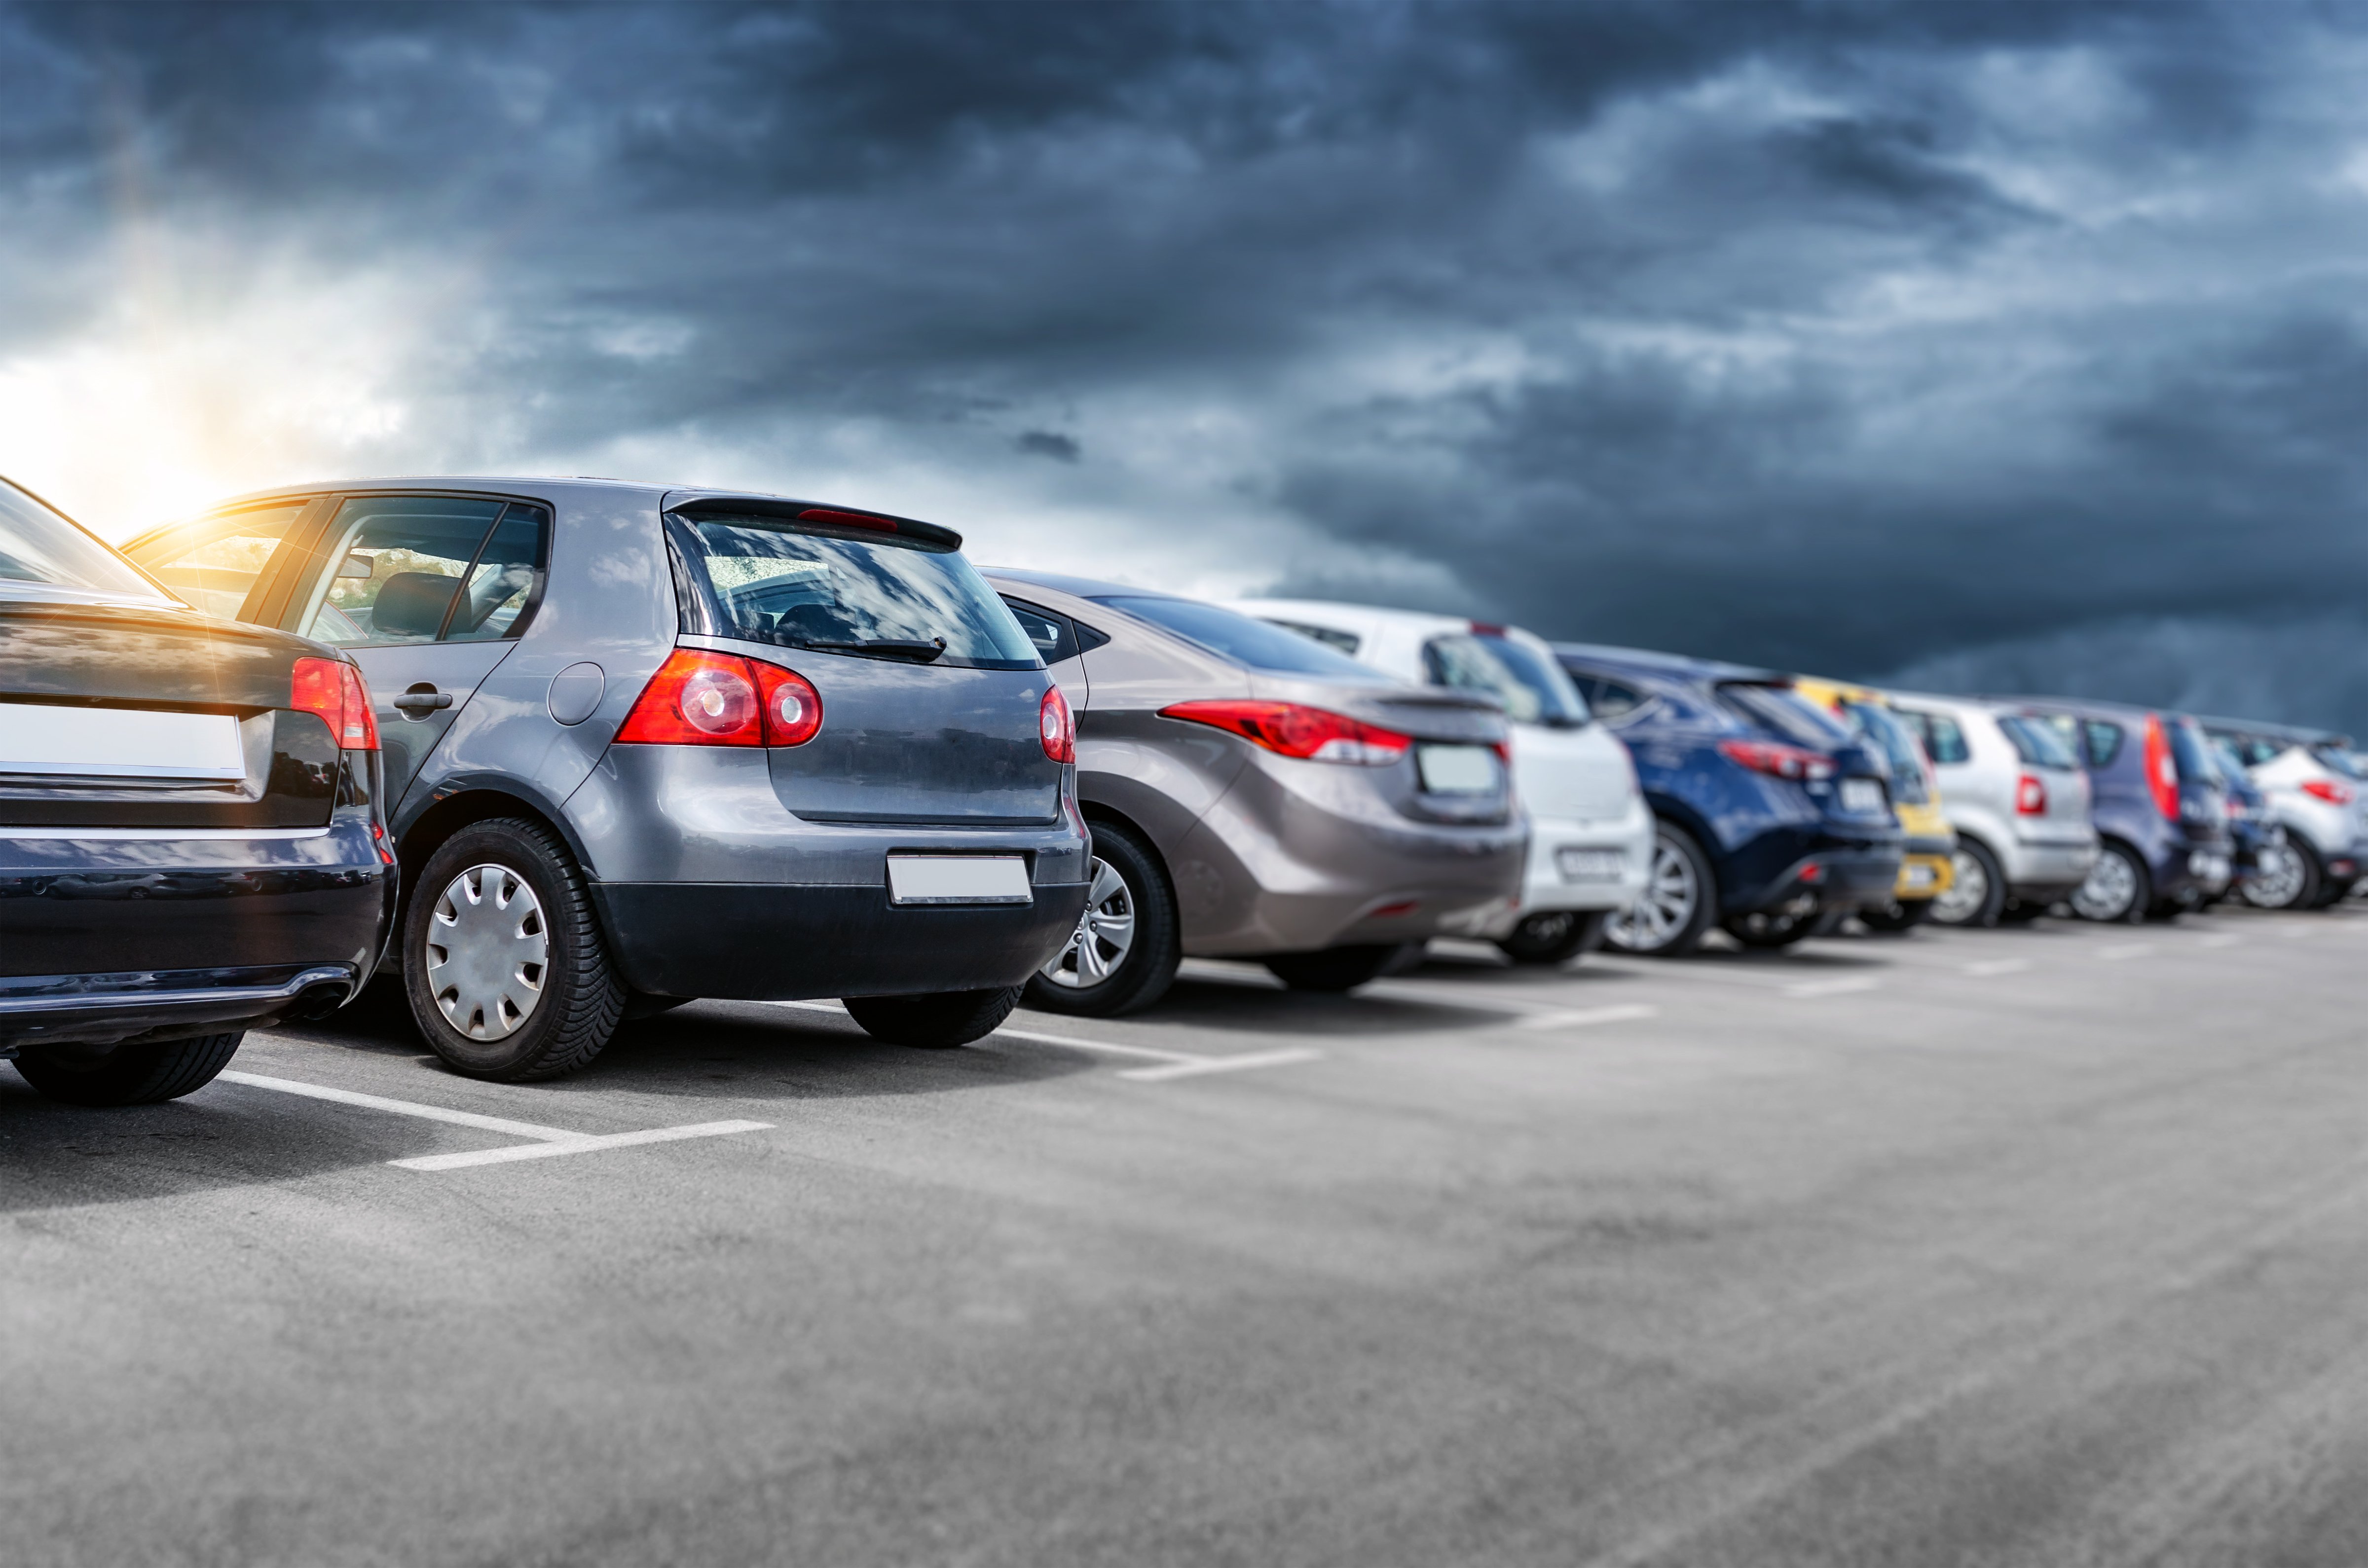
[1416,744,1498,794]
[886,854,1034,906]
[1839,778,1886,815]
[0,701,245,782]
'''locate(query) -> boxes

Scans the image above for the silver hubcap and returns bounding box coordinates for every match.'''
[425,863,549,1040]
[1608,837,1698,951]
[2244,843,2305,908]
[1041,857,1136,989]
[1931,849,1990,924]
[2071,849,2139,921]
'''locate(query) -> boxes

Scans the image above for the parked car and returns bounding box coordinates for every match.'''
[2004,699,2231,921]
[2196,717,2367,909]
[125,479,1090,1077]
[983,572,1527,1012]
[2203,731,2285,905]
[1214,599,1649,965]
[1790,676,1957,930]
[1549,646,1903,953]
[0,475,395,1105]
[1882,693,2097,926]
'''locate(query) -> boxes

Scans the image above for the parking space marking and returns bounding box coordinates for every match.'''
[2097,942,2155,961]
[218,1071,773,1172]
[1513,1003,1661,1031]
[2194,933,2244,949]
[1784,977,1882,998]
[1961,959,2031,977]
[754,1001,1323,1082]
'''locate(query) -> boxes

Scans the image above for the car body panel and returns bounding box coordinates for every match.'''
[1882,691,2098,901]
[2003,698,2233,907]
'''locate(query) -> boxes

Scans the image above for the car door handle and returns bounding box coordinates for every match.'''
[393,691,455,714]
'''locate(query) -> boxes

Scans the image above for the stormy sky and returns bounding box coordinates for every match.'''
[5,0,2368,730]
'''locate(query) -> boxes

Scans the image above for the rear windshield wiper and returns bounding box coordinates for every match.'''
[795,636,947,663]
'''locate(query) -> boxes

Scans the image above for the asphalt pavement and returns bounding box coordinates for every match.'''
[7,901,2368,1568]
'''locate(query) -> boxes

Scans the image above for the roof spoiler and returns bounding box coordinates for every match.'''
[663,493,962,551]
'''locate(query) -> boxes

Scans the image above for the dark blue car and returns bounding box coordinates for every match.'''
[2009,699,2231,921]
[1553,645,1904,953]
[2202,729,2283,905]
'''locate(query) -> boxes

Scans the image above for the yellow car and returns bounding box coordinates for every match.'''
[1792,675,1957,930]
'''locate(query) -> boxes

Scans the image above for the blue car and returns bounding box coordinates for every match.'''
[1553,645,1904,953]
[2008,699,2232,921]
[2202,730,2283,906]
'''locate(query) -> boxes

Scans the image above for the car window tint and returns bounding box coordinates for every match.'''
[300,496,506,646]
[1468,632,1589,725]
[442,505,548,643]
[999,596,1078,664]
[1097,595,1388,680]
[2082,720,2124,768]
[2310,742,2364,781]
[1262,618,1361,656]
[129,503,310,620]
[1896,709,1970,765]
[0,478,172,607]
[670,512,1037,669]
[1843,701,1929,803]
[1717,683,1850,748]
[1574,676,1646,722]
[1998,714,2079,769]
[1426,634,1545,722]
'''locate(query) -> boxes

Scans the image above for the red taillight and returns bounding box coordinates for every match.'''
[797,508,897,534]
[616,649,823,747]
[2143,714,2180,820]
[290,656,378,750]
[1717,738,1835,782]
[2302,778,2355,805]
[1158,700,1411,765]
[1039,685,1075,763]
[2016,772,2047,814]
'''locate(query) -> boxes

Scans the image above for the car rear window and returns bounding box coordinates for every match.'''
[2169,718,2220,783]
[1262,617,1362,656]
[1100,595,1388,680]
[1998,714,2079,770]
[1895,708,1970,766]
[0,478,173,607]
[1426,633,1590,725]
[668,511,1038,669]
[1717,683,1851,748]
[1842,701,1929,804]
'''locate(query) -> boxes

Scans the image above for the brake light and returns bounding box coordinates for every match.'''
[1716,738,1835,781]
[797,508,897,534]
[1159,700,1411,764]
[2016,773,2047,814]
[290,656,378,750]
[1039,685,1075,763]
[2302,778,2355,805]
[616,649,824,747]
[2142,714,2180,820]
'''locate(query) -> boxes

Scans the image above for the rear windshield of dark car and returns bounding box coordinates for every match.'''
[666,512,1039,669]
[0,479,174,607]
[1843,701,1929,804]
[1101,595,1391,680]
[1998,714,2080,770]
[2169,719,2220,783]
[1717,682,1851,749]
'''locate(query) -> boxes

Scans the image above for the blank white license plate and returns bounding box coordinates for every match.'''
[1839,778,1886,815]
[1556,847,1625,881]
[887,855,1034,906]
[1416,744,1498,795]
[0,702,244,782]
[1900,860,1938,890]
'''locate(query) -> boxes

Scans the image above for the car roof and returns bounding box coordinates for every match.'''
[978,568,1175,602]
[2189,714,2355,747]
[1983,694,2166,724]
[1227,597,1474,638]
[1550,640,1785,685]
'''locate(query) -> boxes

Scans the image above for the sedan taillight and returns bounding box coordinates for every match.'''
[616,649,822,747]
[1159,700,1411,765]
[290,656,378,750]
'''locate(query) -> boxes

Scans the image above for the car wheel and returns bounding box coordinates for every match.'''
[1495,910,1609,966]
[11,1031,244,1106]
[404,818,624,1082]
[844,985,1024,1047]
[1721,909,1819,948]
[1262,943,1417,992]
[1604,824,1719,957]
[2240,839,2318,910]
[1928,839,2007,928]
[1024,822,1182,1018]
[2069,841,2149,924]
[1858,900,1932,933]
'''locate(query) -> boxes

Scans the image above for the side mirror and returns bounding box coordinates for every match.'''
[335,552,375,580]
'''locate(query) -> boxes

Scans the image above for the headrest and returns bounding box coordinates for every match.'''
[370,572,462,637]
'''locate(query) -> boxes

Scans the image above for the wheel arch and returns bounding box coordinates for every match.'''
[393,781,598,947]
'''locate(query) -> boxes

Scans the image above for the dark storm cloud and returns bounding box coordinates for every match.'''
[5,0,2367,727]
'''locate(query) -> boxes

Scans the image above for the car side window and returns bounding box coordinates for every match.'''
[2084,720,2124,768]
[297,496,548,647]
[1896,709,1970,765]
[127,502,313,620]
[999,596,1079,664]
[1267,618,1361,656]
[1570,674,1647,723]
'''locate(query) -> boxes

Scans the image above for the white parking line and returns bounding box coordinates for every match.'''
[757,1001,1322,1083]
[1961,958,2031,977]
[218,1071,773,1172]
[2194,933,2243,948]
[1784,977,1882,998]
[2096,942,2154,961]
[1512,1003,1661,1031]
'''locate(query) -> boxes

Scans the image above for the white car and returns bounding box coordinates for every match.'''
[1220,599,1653,963]
[1883,692,2098,926]
[2199,718,2366,909]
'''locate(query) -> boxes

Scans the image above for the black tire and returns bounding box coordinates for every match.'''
[1605,822,1720,957]
[2069,840,2149,924]
[2307,860,2354,909]
[624,992,696,1021]
[844,985,1022,1048]
[2239,839,2318,911]
[1495,910,1609,966]
[1721,909,1819,948]
[1859,900,1932,933]
[403,817,624,1082]
[1929,839,2007,928]
[12,1031,244,1106]
[1262,943,1416,992]
[1024,820,1183,1018]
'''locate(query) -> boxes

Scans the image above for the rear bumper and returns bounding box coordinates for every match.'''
[594,881,1090,1000]
[1897,834,1957,902]
[1742,845,1904,914]
[0,963,358,1052]
[2002,839,2098,901]
[1490,801,1654,932]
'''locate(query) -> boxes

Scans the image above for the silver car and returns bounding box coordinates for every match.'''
[2200,718,2367,909]
[1884,692,2097,926]
[126,478,1091,1078]
[985,572,1527,1014]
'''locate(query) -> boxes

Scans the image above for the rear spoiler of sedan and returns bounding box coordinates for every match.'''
[663,493,963,552]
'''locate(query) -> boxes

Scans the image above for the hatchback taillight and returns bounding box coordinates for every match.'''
[616,649,823,747]
[290,656,378,750]
[1159,700,1411,765]
[2016,773,2047,814]
[2301,778,2354,805]
[1716,738,1835,781]
[1039,685,1075,764]
[2142,714,2180,820]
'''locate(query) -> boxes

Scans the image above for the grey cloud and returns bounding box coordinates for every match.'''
[1015,431,1080,464]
